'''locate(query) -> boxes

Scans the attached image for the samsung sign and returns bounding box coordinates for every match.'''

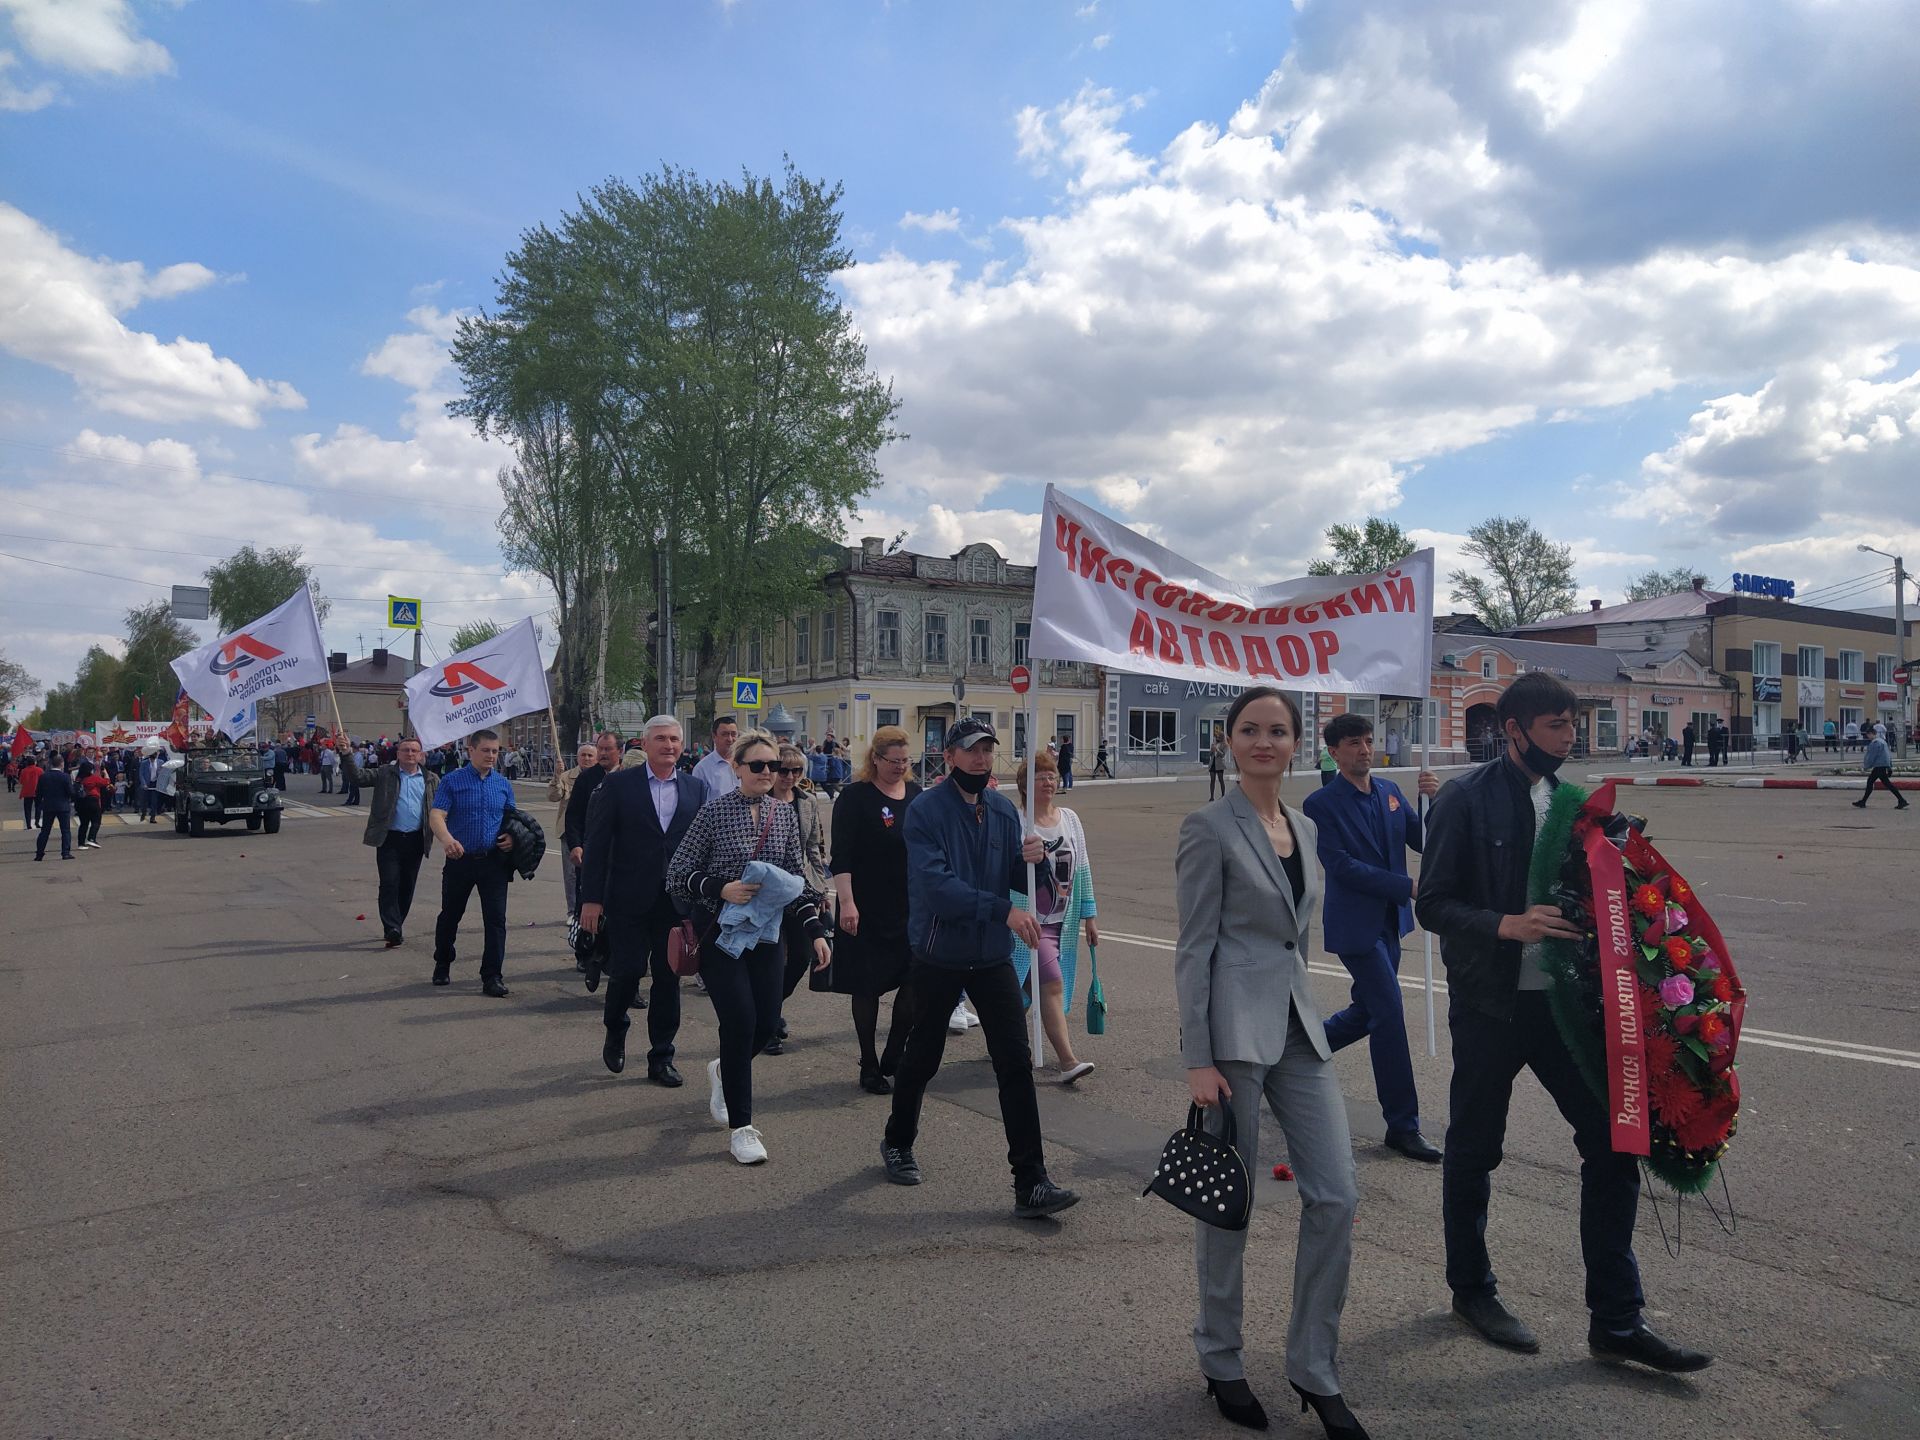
[1731,572,1796,599]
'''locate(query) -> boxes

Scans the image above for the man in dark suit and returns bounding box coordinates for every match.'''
[1302,712,1441,1162]
[342,737,438,947]
[577,715,706,1086]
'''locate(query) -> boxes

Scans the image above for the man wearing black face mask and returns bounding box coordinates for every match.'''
[1417,672,1712,1374]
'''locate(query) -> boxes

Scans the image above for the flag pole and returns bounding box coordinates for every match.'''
[1026,677,1044,1071]
[1420,689,1437,1058]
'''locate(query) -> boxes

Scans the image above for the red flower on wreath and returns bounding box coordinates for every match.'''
[1645,1030,1680,1076]
[1698,1012,1728,1044]
[1674,1089,1739,1152]
[1652,1069,1702,1127]
[1632,883,1667,918]
[1711,974,1735,1002]
[1663,937,1694,969]
[1669,875,1693,904]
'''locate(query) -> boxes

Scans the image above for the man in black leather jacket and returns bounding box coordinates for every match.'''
[1416,672,1711,1374]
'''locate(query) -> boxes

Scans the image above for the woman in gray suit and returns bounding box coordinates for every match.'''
[1175,687,1364,1438]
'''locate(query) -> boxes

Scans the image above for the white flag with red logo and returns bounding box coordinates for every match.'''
[404,616,550,749]
[170,589,329,727]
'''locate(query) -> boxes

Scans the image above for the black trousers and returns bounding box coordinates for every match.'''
[34,803,72,858]
[432,854,509,980]
[273,764,288,791]
[1860,767,1905,804]
[1442,992,1644,1329]
[604,897,682,1065]
[702,938,785,1128]
[884,959,1045,1190]
[22,795,38,826]
[75,799,102,846]
[1208,768,1226,799]
[375,830,427,938]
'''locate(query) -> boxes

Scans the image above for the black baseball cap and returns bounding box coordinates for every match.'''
[945,717,998,751]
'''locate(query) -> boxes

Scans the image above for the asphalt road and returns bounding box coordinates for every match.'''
[2,773,1915,1439]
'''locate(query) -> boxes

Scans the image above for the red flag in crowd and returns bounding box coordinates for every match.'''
[131,692,144,720]
[8,726,31,759]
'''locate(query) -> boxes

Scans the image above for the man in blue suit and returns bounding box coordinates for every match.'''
[577,715,708,1086]
[1302,712,1442,1162]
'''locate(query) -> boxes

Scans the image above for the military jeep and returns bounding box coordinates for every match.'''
[174,745,283,837]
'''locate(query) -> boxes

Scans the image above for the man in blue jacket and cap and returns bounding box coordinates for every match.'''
[1302,712,1440,1161]
[880,718,1080,1219]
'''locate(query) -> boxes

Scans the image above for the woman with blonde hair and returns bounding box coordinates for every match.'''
[827,724,922,1092]
[1011,749,1099,1083]
[667,727,831,1165]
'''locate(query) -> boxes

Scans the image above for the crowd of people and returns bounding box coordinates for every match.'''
[44,671,1886,1435]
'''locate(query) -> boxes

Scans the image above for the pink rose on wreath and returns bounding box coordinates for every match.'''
[1664,905,1689,935]
[1659,974,1695,1008]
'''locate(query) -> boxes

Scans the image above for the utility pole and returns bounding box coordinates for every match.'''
[1859,544,1910,759]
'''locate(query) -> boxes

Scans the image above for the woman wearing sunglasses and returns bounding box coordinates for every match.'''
[765,743,832,1052]
[1011,748,1099,1083]
[826,724,922,1093]
[667,728,831,1165]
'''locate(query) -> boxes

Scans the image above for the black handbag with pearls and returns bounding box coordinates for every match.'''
[1143,1103,1252,1231]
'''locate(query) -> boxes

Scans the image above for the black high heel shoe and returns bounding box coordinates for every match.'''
[1204,1376,1269,1431]
[1289,1383,1369,1440]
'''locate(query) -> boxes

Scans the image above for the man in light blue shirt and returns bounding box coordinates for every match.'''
[693,715,740,805]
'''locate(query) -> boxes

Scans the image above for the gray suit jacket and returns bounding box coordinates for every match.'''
[1174,788,1329,1069]
[342,754,438,852]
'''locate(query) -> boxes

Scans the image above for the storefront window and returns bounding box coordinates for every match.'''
[1127,708,1179,753]
[1595,708,1619,751]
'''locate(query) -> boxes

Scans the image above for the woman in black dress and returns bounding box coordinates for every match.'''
[828,725,921,1093]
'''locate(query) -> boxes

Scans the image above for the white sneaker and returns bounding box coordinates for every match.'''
[948,1004,971,1034]
[708,1058,729,1126]
[960,1002,980,1028]
[1060,1061,1096,1084]
[729,1124,768,1165]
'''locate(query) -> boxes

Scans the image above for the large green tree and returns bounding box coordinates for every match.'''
[1447,516,1579,630]
[204,545,331,633]
[452,162,901,738]
[447,618,504,654]
[1307,518,1417,576]
[38,646,123,730]
[0,649,37,714]
[1623,566,1701,602]
[117,600,198,718]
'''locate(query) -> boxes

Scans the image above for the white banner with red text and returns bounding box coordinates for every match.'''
[170,589,330,727]
[1032,486,1434,693]
[403,616,550,750]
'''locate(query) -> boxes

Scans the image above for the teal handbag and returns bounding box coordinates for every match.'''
[1085,943,1107,1035]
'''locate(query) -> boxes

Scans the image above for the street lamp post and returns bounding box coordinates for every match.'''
[1858,544,1910,760]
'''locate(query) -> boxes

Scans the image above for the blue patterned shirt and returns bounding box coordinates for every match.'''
[431,763,514,854]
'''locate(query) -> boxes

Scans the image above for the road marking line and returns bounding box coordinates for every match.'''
[1097,930,1920,1070]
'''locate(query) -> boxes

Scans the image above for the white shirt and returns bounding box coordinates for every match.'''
[694,749,738,804]
[1518,777,1554,991]
[647,766,680,830]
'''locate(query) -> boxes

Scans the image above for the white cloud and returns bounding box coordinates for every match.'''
[1091,33,1111,51]
[0,202,305,426]
[900,207,962,234]
[847,68,1920,584]
[0,0,171,108]
[292,306,513,506]
[0,47,56,109]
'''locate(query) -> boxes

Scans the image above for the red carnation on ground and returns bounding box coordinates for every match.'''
[1663,937,1694,969]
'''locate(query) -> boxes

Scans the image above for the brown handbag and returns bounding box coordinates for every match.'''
[668,800,775,977]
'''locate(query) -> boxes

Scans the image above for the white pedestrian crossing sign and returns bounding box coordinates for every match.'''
[388,595,422,630]
[732,676,762,710]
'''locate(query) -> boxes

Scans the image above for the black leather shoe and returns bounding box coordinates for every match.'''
[1588,1323,1713,1372]
[583,956,601,993]
[860,1068,893,1095]
[632,992,647,1008]
[1290,1383,1368,1439]
[881,1142,922,1185]
[647,1062,683,1087]
[1013,1177,1080,1218]
[431,962,450,986]
[1453,1291,1540,1353]
[384,932,402,948]
[764,1037,785,1055]
[603,1025,627,1074]
[1384,1129,1442,1163]
[481,978,510,998]
[1204,1376,1269,1431]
